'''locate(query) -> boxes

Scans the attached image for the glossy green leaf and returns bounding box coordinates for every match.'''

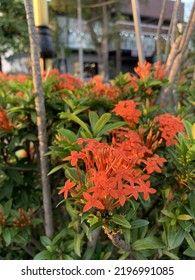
[60,112,92,137]
[168,228,185,250]
[34,250,52,260]
[177,214,192,221]
[89,111,99,132]
[65,167,85,183]
[40,236,51,248]
[48,163,67,175]
[97,121,126,136]
[74,233,82,257]
[3,199,13,216]
[185,232,195,250]
[131,219,149,229]
[110,214,131,229]
[51,228,67,246]
[88,221,103,233]
[183,248,195,257]
[58,128,77,143]
[184,120,193,141]
[2,228,12,246]
[93,113,111,135]
[132,236,164,251]
[162,249,180,260]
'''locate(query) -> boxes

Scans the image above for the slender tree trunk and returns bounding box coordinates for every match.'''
[131,0,145,64]
[24,0,54,238]
[171,0,181,43]
[156,0,167,61]
[102,2,109,79]
[156,2,195,107]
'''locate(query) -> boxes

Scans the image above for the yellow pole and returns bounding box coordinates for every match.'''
[32,0,53,72]
[32,0,49,26]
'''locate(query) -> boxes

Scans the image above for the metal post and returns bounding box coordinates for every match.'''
[32,0,55,72]
[131,0,145,64]
[77,0,84,79]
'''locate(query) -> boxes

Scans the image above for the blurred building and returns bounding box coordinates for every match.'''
[55,0,184,78]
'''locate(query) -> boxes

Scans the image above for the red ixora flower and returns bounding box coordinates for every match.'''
[58,179,76,199]
[154,113,185,146]
[143,154,167,174]
[83,192,105,212]
[153,61,167,80]
[112,100,141,124]
[0,107,13,132]
[134,61,151,80]
[58,135,164,212]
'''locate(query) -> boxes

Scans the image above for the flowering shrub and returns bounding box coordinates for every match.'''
[0,61,195,260]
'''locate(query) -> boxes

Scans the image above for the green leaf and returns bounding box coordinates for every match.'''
[2,228,12,246]
[3,199,13,216]
[89,111,99,132]
[162,249,180,260]
[31,111,37,124]
[185,232,195,250]
[110,214,131,229]
[184,120,193,141]
[83,247,95,260]
[74,233,82,257]
[161,210,175,218]
[189,191,195,218]
[132,237,165,251]
[73,106,89,115]
[33,250,52,260]
[93,113,111,136]
[186,144,195,161]
[88,221,103,233]
[48,163,67,175]
[131,219,149,229]
[183,247,195,257]
[40,236,51,248]
[168,228,185,250]
[57,128,77,143]
[51,228,67,246]
[60,112,92,137]
[97,121,126,137]
[177,214,192,221]
[65,167,85,183]
[13,235,27,245]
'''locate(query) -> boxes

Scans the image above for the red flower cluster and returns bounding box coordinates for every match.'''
[43,69,84,93]
[153,61,167,80]
[89,75,121,100]
[134,61,151,80]
[59,132,167,212]
[112,100,141,124]
[0,107,13,132]
[154,113,185,146]
[0,73,28,83]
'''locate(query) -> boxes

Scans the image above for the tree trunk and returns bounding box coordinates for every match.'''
[156,2,195,107]
[24,0,54,238]
[102,2,109,79]
[156,0,167,61]
[171,0,181,44]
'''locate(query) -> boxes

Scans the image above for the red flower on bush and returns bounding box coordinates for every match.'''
[60,135,165,212]
[153,61,167,80]
[0,107,13,132]
[143,154,167,174]
[134,61,151,80]
[154,113,185,146]
[89,76,121,100]
[58,179,76,199]
[112,100,141,124]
